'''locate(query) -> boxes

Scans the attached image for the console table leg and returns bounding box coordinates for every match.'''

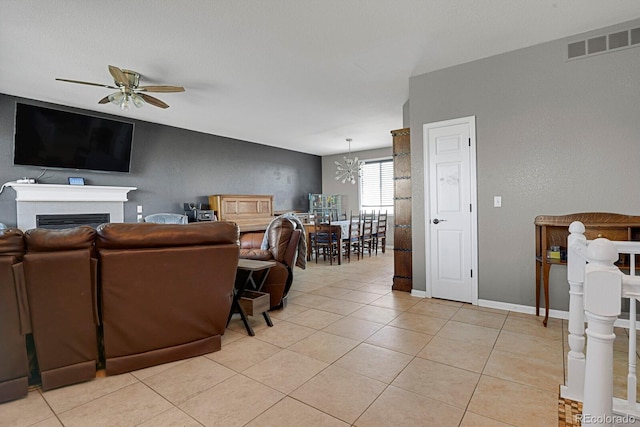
[543,262,551,327]
[535,260,541,317]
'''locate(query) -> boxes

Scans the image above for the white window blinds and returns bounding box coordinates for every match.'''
[360,159,394,215]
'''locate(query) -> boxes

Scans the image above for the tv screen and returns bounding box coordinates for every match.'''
[13,103,134,173]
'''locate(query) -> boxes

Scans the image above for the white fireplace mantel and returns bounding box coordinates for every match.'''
[6,183,136,202]
[6,183,137,230]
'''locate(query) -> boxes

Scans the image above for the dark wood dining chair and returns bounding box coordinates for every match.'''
[360,211,375,257]
[342,211,361,262]
[374,210,387,254]
[313,215,340,265]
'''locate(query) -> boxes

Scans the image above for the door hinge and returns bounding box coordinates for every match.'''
[469,204,472,212]
[470,269,473,278]
[468,138,471,147]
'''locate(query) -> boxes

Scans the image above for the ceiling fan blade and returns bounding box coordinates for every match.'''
[108,65,129,87]
[56,78,118,89]
[137,85,185,93]
[98,96,110,104]
[139,93,170,109]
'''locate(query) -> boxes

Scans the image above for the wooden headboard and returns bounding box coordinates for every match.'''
[208,194,274,232]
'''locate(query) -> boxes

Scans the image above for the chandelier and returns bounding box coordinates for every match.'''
[335,138,364,185]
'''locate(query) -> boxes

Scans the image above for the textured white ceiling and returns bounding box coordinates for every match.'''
[1,1,639,155]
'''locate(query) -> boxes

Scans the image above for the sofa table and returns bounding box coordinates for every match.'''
[227,259,276,336]
[534,212,640,327]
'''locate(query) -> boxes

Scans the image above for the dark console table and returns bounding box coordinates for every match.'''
[535,212,640,327]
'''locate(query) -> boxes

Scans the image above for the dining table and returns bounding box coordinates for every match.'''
[303,220,377,261]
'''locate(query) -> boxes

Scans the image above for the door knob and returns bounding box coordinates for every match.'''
[433,218,447,224]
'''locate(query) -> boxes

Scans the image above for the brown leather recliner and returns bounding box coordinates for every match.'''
[95,221,239,375]
[0,228,29,402]
[19,226,99,391]
[239,217,302,308]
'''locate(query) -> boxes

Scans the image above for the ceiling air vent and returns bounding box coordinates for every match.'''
[567,25,640,60]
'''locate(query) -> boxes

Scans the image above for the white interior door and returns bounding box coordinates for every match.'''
[424,117,477,303]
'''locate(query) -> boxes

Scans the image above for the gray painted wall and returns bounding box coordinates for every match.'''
[0,95,321,226]
[402,100,410,128]
[409,20,640,311]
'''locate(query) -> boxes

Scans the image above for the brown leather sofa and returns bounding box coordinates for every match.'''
[0,221,240,400]
[239,217,302,308]
[95,222,239,375]
[20,226,99,391]
[0,228,29,403]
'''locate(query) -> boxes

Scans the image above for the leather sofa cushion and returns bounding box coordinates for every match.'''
[24,226,95,252]
[240,233,263,249]
[239,248,273,261]
[22,248,98,390]
[98,241,239,374]
[0,229,24,256]
[96,221,239,249]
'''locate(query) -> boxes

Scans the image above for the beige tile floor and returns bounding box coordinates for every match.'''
[1,250,637,426]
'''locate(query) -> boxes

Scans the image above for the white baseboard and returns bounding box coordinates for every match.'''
[475,299,640,329]
[477,299,569,320]
[407,294,570,320]
[410,289,428,298]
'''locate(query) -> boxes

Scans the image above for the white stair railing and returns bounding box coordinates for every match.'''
[611,241,640,418]
[582,236,622,426]
[562,221,640,426]
[561,221,588,401]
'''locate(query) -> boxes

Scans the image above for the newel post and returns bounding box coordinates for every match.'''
[582,238,622,427]
[562,221,587,401]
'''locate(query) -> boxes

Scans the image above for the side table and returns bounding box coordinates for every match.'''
[227,258,276,336]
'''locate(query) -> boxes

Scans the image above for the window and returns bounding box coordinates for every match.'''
[359,159,394,215]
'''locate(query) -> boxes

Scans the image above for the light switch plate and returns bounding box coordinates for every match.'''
[494,196,502,208]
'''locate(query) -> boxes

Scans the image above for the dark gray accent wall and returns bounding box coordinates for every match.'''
[409,19,640,311]
[0,95,321,226]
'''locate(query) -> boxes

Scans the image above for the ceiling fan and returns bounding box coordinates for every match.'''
[56,65,185,110]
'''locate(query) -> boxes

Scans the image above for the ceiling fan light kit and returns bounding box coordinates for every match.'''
[56,65,185,110]
[107,90,144,111]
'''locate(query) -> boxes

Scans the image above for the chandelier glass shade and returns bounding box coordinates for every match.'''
[335,138,364,185]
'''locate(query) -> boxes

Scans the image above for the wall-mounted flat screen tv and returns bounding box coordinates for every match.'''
[13,103,134,173]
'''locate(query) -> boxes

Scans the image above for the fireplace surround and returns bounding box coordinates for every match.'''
[5,183,136,230]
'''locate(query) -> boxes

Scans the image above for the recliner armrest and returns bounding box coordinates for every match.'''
[239,248,273,261]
